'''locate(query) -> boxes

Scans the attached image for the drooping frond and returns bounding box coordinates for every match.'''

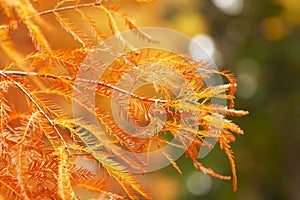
[75,179,125,199]
[75,8,107,44]
[98,157,152,200]
[54,12,90,47]
[0,29,23,64]
[57,147,77,200]
[100,6,157,43]
[219,137,238,191]
[13,0,52,52]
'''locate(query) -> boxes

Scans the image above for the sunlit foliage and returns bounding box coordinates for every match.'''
[0,0,247,199]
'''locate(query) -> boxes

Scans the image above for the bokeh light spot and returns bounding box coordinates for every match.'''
[186,172,212,196]
[237,58,260,78]
[212,0,244,16]
[261,17,287,40]
[237,73,257,99]
[190,34,216,62]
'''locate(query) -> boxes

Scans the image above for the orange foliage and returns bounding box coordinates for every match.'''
[0,0,247,199]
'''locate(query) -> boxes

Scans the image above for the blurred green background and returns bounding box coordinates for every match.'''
[124,0,300,199]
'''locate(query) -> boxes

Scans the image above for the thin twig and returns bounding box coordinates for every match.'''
[0,71,71,155]
[0,70,168,104]
[0,1,102,30]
